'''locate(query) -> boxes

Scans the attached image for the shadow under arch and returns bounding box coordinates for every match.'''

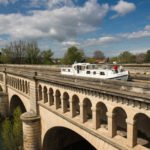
[9,95,26,114]
[134,113,150,148]
[0,85,3,91]
[42,126,96,150]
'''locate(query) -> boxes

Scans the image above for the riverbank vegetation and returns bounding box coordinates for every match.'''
[0,107,23,150]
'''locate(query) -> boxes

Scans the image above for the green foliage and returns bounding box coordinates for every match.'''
[13,107,23,150]
[1,107,23,150]
[118,51,136,63]
[62,46,85,64]
[25,42,41,64]
[86,58,96,63]
[145,50,150,62]
[135,53,146,63]
[41,49,53,64]
[2,118,14,150]
[0,41,54,64]
[1,48,14,63]
[110,56,119,63]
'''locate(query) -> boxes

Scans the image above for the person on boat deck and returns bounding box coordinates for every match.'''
[113,61,118,73]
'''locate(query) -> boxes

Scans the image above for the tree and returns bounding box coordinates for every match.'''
[1,107,23,150]
[1,47,14,63]
[12,107,23,150]
[1,41,26,64]
[93,50,105,59]
[118,51,135,63]
[62,46,84,64]
[1,41,41,64]
[25,41,41,64]
[136,53,146,63]
[145,50,150,62]
[2,118,14,150]
[41,49,53,64]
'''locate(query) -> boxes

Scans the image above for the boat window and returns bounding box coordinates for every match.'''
[86,65,97,69]
[77,65,81,70]
[81,66,85,70]
[100,72,105,75]
[62,69,66,71]
[93,71,96,75]
[86,71,90,74]
[74,66,77,70]
[68,69,70,72]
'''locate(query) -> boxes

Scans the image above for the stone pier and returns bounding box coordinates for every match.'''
[21,111,41,150]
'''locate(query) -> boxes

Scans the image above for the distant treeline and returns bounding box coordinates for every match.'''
[0,40,150,64]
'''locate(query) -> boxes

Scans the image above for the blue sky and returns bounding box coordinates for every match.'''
[0,0,149,58]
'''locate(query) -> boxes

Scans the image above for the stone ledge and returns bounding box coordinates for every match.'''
[21,111,40,122]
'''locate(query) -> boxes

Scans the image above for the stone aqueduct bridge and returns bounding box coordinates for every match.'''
[0,65,150,150]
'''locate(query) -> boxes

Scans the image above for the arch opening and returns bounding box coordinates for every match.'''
[63,92,70,113]
[113,107,127,138]
[49,88,54,106]
[39,85,42,101]
[96,102,108,129]
[83,98,92,122]
[0,85,3,91]
[72,95,80,117]
[44,86,48,103]
[134,113,150,148]
[42,127,96,150]
[10,95,26,114]
[55,90,61,109]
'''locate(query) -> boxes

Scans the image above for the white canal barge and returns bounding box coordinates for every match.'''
[61,63,129,81]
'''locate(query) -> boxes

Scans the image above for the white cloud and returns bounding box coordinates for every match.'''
[62,41,80,47]
[0,0,109,42]
[0,0,17,5]
[82,36,119,47]
[111,0,136,18]
[120,25,150,39]
[145,25,150,31]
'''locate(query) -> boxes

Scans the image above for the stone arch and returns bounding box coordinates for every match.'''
[112,107,127,138]
[96,102,108,129]
[134,113,150,148]
[9,95,26,114]
[38,85,42,101]
[83,98,92,122]
[72,95,80,117]
[62,92,70,113]
[55,90,61,109]
[49,88,54,106]
[42,126,96,150]
[43,86,48,103]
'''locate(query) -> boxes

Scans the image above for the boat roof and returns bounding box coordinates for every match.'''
[73,63,95,66]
